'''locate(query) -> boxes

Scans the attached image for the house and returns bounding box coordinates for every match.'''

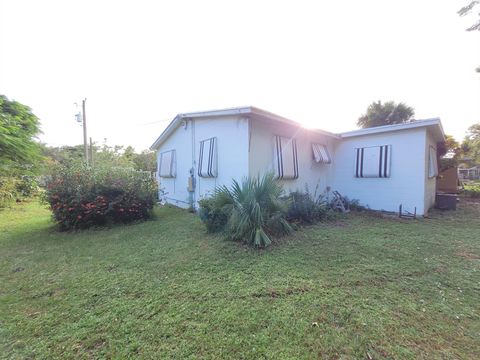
[150,106,445,216]
[458,166,480,180]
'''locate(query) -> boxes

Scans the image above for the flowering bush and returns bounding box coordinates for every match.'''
[44,164,157,230]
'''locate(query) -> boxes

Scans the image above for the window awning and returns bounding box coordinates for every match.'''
[159,150,176,178]
[274,136,299,179]
[198,137,217,178]
[354,145,391,178]
[312,143,331,164]
[428,146,438,178]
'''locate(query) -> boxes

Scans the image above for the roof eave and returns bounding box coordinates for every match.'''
[338,118,445,142]
[150,106,340,150]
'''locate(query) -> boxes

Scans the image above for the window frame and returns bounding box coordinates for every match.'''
[159,149,176,178]
[354,145,391,178]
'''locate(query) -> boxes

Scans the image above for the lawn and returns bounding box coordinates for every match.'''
[1,201,479,359]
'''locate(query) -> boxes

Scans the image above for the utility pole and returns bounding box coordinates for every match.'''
[82,98,89,165]
[89,137,94,167]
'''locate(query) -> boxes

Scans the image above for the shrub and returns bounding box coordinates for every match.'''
[340,196,365,211]
[44,164,157,230]
[464,184,480,198]
[211,174,292,247]
[198,197,230,233]
[286,187,329,224]
[15,175,38,198]
[0,177,19,209]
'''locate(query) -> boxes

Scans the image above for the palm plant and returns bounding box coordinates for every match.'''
[214,173,292,247]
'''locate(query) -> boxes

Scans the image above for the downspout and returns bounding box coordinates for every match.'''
[188,118,197,210]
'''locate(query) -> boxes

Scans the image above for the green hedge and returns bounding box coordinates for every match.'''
[0,176,38,209]
[0,177,18,208]
[44,164,157,230]
[464,184,480,198]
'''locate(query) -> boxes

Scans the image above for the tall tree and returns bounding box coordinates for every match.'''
[462,123,480,163]
[42,143,156,172]
[133,150,157,172]
[0,95,42,175]
[357,101,415,129]
[458,1,480,31]
[439,135,462,170]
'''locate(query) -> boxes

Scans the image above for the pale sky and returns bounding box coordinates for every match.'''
[1,0,479,151]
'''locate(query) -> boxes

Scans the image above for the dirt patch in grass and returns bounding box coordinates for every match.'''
[252,286,311,298]
[456,251,480,260]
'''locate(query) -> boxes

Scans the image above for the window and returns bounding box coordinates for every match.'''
[312,143,331,164]
[354,145,391,178]
[198,137,217,178]
[428,146,438,178]
[274,136,299,179]
[159,150,176,178]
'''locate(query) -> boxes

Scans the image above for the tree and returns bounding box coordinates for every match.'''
[461,123,480,163]
[458,1,480,31]
[133,150,156,172]
[0,95,42,175]
[357,101,415,129]
[439,135,462,171]
[42,142,156,173]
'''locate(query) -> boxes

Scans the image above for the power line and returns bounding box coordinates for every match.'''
[136,118,172,126]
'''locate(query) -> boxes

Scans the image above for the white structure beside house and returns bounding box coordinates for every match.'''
[458,166,480,180]
[150,106,445,216]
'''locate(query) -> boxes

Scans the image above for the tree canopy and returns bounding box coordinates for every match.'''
[439,134,462,171]
[42,142,156,173]
[461,123,480,163]
[357,101,415,129]
[0,95,42,175]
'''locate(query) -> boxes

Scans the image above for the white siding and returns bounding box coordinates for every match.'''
[424,130,438,212]
[332,128,428,215]
[156,121,193,208]
[156,115,249,208]
[248,119,335,195]
[194,116,249,200]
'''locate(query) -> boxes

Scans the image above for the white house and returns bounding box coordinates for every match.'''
[150,106,445,216]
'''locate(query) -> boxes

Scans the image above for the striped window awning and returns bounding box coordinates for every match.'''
[312,143,331,164]
[274,136,299,179]
[198,137,217,178]
[355,145,391,178]
[159,150,176,178]
[428,146,438,178]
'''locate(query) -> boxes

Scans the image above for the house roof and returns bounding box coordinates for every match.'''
[150,107,446,150]
[150,106,339,150]
[339,118,445,143]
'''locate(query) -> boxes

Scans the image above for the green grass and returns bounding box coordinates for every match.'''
[1,201,479,359]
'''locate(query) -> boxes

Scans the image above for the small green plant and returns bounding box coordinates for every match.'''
[341,196,365,211]
[286,186,329,224]
[0,177,19,208]
[198,197,230,233]
[15,175,38,198]
[44,163,158,230]
[464,184,480,198]
[209,173,292,247]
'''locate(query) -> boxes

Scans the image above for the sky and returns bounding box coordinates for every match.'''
[1,0,479,151]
